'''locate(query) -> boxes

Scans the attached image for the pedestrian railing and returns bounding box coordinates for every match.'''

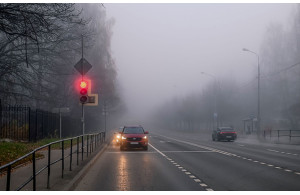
[0,132,105,191]
[263,129,300,142]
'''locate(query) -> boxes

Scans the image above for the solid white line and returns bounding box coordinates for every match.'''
[107,151,156,154]
[149,143,166,157]
[161,150,216,153]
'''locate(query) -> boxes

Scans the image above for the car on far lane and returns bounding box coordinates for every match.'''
[120,126,149,151]
[212,127,237,142]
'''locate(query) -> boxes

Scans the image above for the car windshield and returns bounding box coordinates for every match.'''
[123,127,144,134]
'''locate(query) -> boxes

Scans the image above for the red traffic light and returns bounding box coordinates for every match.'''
[79,80,88,104]
[80,81,87,89]
[80,88,87,95]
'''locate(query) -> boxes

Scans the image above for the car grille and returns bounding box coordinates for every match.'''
[127,137,142,141]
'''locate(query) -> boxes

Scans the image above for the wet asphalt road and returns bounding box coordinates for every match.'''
[74,129,300,191]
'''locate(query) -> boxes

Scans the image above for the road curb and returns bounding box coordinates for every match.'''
[63,142,110,191]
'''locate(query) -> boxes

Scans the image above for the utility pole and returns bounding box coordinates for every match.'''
[243,48,261,134]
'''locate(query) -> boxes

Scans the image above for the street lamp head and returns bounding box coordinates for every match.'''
[242,48,249,52]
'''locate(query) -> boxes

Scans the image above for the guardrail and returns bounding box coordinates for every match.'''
[0,132,105,191]
[263,130,300,142]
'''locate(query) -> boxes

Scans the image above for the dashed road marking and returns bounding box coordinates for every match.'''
[156,135,300,178]
[267,149,298,156]
[149,143,213,191]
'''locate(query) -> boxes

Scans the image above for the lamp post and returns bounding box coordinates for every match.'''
[201,72,219,130]
[242,48,261,134]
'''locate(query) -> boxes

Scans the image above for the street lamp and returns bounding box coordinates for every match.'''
[201,72,219,130]
[242,48,261,134]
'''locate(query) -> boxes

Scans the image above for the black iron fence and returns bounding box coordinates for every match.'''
[0,105,81,142]
[0,132,106,191]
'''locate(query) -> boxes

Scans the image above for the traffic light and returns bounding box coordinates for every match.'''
[79,80,88,104]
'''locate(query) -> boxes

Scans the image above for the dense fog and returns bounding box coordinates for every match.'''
[1,3,300,136]
[106,4,300,132]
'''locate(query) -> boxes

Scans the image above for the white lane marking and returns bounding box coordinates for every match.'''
[149,143,166,157]
[107,151,156,154]
[162,150,216,153]
[155,134,300,177]
[149,142,213,190]
[267,149,298,156]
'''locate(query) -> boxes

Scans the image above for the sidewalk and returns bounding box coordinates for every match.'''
[0,142,109,191]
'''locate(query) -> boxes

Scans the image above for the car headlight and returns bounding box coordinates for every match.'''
[143,136,147,139]
[116,135,120,139]
[122,136,127,140]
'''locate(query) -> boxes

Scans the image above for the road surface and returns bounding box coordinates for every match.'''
[74,129,300,191]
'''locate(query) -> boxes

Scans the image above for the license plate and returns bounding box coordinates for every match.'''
[130,142,139,144]
[226,136,232,138]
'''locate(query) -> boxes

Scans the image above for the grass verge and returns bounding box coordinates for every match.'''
[0,138,73,169]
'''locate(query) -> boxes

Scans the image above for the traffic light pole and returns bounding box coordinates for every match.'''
[81,35,85,136]
[82,103,85,135]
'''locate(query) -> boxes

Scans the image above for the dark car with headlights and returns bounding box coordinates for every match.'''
[120,126,149,151]
[212,127,237,141]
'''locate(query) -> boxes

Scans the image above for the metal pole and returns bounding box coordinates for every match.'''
[81,35,85,136]
[33,152,36,191]
[257,56,261,134]
[59,109,62,139]
[242,48,261,135]
[47,145,51,189]
[82,103,85,135]
[6,165,11,191]
[70,139,73,171]
[61,140,64,178]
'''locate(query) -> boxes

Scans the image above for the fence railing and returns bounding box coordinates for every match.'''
[263,129,300,142]
[0,132,106,191]
[0,105,82,142]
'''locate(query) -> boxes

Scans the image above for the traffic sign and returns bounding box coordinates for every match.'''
[74,58,92,75]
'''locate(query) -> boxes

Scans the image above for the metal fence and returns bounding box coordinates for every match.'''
[0,132,106,191]
[0,105,81,142]
[263,129,300,142]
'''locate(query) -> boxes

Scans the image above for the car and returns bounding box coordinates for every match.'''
[120,126,149,151]
[212,127,237,141]
[113,132,121,145]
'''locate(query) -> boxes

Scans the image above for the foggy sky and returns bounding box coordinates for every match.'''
[106,3,295,122]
